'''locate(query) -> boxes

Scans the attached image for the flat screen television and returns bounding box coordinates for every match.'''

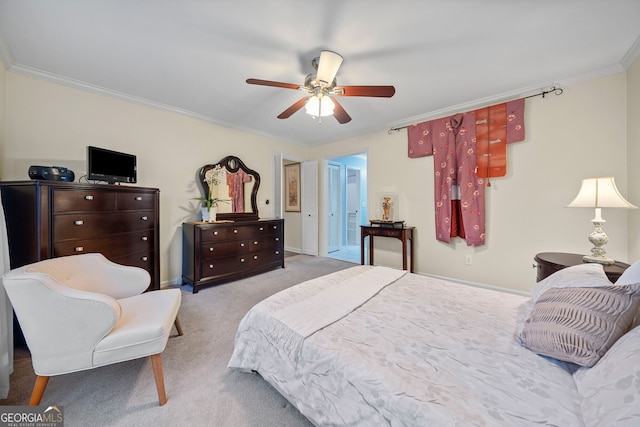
[87,146,137,184]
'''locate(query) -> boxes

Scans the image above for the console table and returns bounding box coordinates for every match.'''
[360,224,415,272]
[534,252,630,283]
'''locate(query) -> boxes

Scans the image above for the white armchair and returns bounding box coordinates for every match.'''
[2,253,182,406]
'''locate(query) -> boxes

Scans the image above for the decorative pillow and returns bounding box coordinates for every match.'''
[530,263,610,303]
[519,283,640,367]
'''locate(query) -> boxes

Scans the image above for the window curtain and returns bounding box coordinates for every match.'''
[0,193,13,398]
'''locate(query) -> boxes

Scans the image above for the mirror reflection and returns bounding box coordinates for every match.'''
[199,155,260,221]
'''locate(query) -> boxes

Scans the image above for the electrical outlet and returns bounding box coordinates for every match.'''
[465,254,473,265]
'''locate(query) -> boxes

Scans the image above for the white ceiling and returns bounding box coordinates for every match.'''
[1,1,639,147]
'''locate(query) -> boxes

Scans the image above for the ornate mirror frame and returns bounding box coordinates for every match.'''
[199,155,261,222]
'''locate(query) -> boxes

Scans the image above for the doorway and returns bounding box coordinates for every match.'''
[326,153,367,264]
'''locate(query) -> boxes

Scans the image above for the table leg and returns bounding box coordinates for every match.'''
[401,237,407,271]
[369,235,374,266]
[360,233,365,265]
[409,237,414,273]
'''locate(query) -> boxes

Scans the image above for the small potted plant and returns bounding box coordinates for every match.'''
[193,165,229,222]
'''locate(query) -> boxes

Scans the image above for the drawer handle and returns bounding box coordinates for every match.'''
[259,227,264,231]
[135,196,143,201]
[141,216,148,221]
[74,220,84,226]
[209,264,214,269]
[253,255,258,260]
[141,256,148,262]
[84,195,94,201]
[213,231,218,236]
[141,236,148,241]
[240,243,245,247]
[74,246,84,252]
[253,241,258,245]
[275,250,280,255]
[209,247,214,252]
[273,225,277,229]
[240,258,245,263]
[233,229,238,234]
[275,237,280,241]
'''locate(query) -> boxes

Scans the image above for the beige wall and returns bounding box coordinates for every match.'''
[0,60,636,293]
[1,71,307,284]
[628,58,640,261]
[310,72,632,292]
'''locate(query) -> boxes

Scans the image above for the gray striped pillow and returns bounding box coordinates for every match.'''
[519,284,640,367]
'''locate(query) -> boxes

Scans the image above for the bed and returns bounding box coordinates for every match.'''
[228,264,640,426]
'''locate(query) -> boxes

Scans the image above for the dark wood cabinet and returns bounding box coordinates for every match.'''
[0,181,160,290]
[534,252,629,283]
[182,219,284,293]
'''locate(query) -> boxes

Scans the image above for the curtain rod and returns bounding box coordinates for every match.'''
[387,86,563,134]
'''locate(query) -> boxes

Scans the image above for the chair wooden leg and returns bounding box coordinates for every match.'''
[150,354,167,405]
[29,376,49,406]
[174,316,183,336]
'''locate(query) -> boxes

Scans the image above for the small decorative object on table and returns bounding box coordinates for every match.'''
[382,196,391,221]
[192,164,229,222]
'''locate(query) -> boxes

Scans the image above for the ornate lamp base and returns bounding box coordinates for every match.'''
[583,254,615,265]
[583,218,615,265]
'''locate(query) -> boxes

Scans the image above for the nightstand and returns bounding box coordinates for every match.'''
[534,252,630,283]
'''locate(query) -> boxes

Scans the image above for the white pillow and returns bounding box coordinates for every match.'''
[530,263,610,303]
[573,325,640,425]
[615,260,640,286]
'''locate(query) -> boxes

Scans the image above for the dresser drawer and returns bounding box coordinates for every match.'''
[200,226,232,243]
[53,230,154,258]
[54,212,154,240]
[250,248,284,265]
[248,235,282,252]
[53,189,116,213]
[254,222,281,235]
[200,255,248,277]
[116,192,156,211]
[112,251,155,274]
[201,240,250,259]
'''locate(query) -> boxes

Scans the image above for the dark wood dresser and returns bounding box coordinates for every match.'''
[0,180,160,290]
[182,219,284,293]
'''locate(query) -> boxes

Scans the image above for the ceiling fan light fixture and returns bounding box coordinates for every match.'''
[305,95,335,117]
[315,50,343,87]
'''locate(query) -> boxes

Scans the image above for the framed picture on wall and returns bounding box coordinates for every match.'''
[285,163,301,212]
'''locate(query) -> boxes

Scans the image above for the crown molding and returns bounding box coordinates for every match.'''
[621,35,640,69]
[390,64,626,130]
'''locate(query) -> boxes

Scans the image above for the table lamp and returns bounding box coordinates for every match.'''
[567,176,637,265]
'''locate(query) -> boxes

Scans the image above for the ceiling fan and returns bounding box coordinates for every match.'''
[246,51,395,124]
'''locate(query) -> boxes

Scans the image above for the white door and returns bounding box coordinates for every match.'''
[273,153,283,219]
[346,167,361,246]
[302,161,319,256]
[327,162,341,253]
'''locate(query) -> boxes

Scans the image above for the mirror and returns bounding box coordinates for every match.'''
[199,155,260,221]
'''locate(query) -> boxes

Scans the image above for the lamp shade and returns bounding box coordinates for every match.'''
[315,50,343,86]
[305,95,335,117]
[567,177,637,209]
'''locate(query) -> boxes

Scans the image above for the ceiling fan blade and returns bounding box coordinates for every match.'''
[335,85,396,98]
[316,50,343,87]
[331,97,352,124]
[277,97,310,119]
[246,78,300,90]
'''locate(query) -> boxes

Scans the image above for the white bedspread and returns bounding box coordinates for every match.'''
[228,266,583,426]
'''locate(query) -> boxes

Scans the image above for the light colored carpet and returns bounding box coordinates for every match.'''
[1,254,354,426]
